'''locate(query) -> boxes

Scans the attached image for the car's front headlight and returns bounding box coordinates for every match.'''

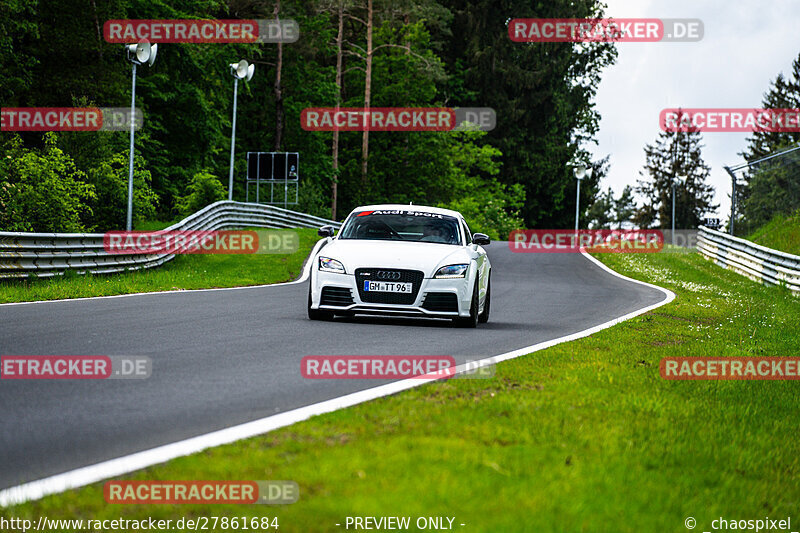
[319,256,346,273]
[434,264,469,279]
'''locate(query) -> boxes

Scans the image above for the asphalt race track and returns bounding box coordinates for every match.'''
[0,242,667,490]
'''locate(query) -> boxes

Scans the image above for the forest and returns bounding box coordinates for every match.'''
[1,0,797,236]
[0,0,616,237]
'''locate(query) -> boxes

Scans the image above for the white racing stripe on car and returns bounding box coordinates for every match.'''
[0,249,675,507]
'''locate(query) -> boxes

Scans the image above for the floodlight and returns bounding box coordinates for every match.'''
[135,42,149,63]
[125,40,157,66]
[125,44,138,60]
[122,39,158,230]
[227,59,255,200]
[231,60,250,79]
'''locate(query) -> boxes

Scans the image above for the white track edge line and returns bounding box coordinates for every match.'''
[0,240,326,307]
[0,250,675,507]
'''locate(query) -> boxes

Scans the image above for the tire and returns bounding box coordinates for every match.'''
[454,278,479,328]
[308,283,333,321]
[478,276,490,324]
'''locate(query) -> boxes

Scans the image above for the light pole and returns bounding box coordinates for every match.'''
[672,175,686,246]
[124,40,157,231]
[573,165,592,231]
[228,60,255,201]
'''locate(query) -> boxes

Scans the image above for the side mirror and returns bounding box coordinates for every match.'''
[473,233,490,246]
[318,226,335,238]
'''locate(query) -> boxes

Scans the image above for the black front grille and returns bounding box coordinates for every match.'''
[421,292,459,312]
[320,286,355,307]
[355,268,424,305]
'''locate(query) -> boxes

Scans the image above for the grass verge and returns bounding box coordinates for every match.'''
[746,209,800,255]
[3,250,799,532]
[0,228,319,304]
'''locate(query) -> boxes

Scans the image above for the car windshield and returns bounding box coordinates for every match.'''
[339,210,461,244]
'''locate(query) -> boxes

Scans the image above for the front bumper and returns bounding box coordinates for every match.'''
[311,269,473,318]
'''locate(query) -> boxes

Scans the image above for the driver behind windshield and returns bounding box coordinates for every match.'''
[420,224,449,243]
[340,212,459,244]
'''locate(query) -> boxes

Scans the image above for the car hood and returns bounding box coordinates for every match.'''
[319,239,472,277]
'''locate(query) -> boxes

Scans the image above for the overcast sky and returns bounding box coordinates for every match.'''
[588,0,800,221]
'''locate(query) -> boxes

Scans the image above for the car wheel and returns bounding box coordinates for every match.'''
[454,278,479,328]
[478,276,490,324]
[308,283,334,321]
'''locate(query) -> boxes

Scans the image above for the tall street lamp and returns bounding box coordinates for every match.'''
[124,40,157,231]
[574,165,592,231]
[228,60,255,201]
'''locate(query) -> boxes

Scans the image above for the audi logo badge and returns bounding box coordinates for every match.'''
[376,271,401,280]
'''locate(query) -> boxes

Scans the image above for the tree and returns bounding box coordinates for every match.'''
[614,185,637,228]
[0,0,39,105]
[0,0,618,238]
[435,0,617,228]
[86,152,159,229]
[585,185,635,230]
[586,187,614,229]
[339,0,448,201]
[317,0,353,219]
[741,52,800,162]
[437,129,523,239]
[738,51,800,231]
[176,171,226,217]
[636,110,717,229]
[574,154,606,229]
[0,134,95,232]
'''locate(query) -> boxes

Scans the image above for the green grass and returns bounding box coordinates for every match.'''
[0,228,319,303]
[746,209,800,256]
[3,251,799,532]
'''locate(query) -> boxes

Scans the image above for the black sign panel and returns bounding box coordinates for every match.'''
[246,152,299,181]
[258,153,271,180]
[247,152,259,181]
[273,153,287,180]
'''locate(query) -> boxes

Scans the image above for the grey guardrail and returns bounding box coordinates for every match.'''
[0,201,340,279]
[697,226,800,295]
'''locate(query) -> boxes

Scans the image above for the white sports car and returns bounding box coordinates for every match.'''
[308,204,491,327]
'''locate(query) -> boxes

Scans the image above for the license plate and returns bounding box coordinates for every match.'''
[363,280,412,293]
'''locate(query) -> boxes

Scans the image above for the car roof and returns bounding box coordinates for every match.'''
[348,204,463,219]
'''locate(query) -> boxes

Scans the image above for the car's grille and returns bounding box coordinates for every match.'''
[355,268,424,305]
[421,292,459,312]
[320,286,355,307]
